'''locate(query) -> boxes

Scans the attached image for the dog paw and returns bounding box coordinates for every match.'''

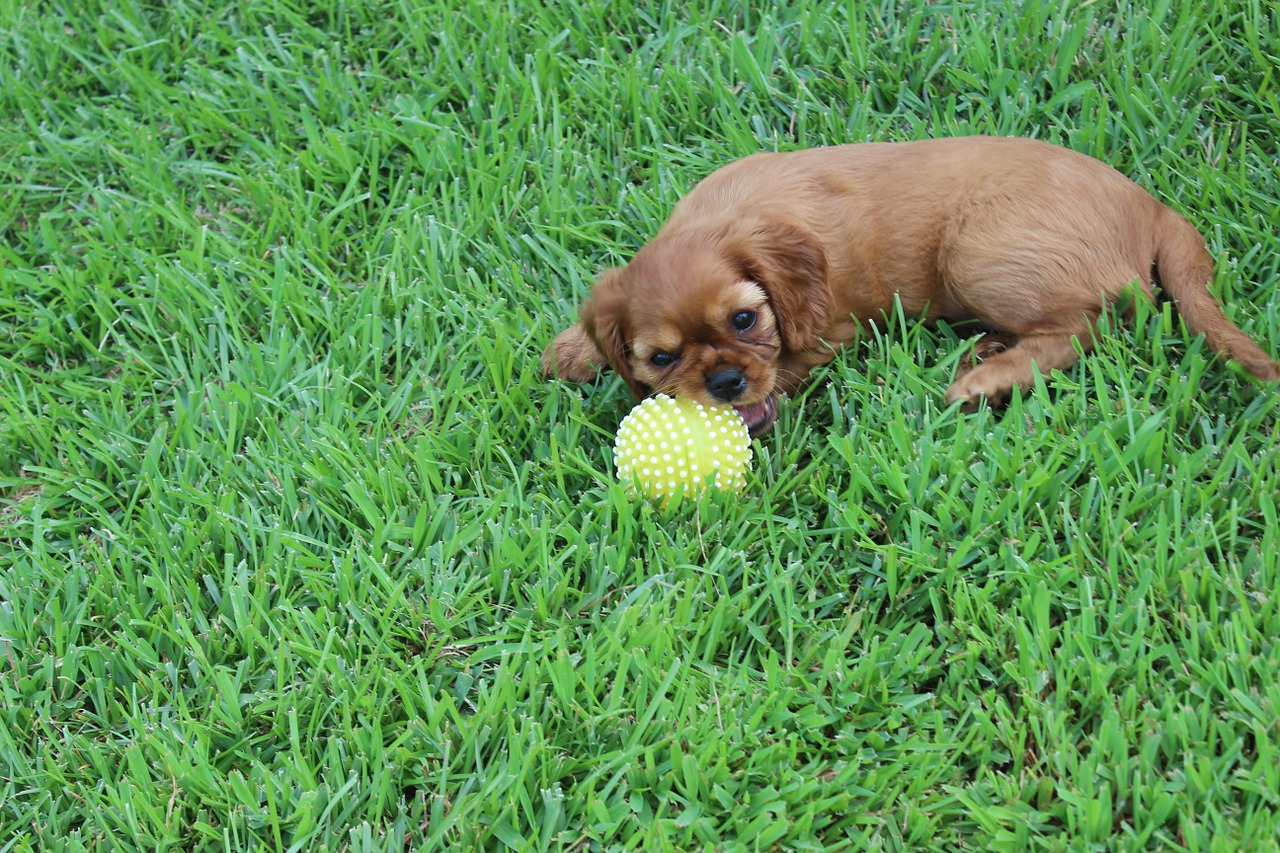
[943,382,984,413]
[944,375,1010,413]
[542,324,607,383]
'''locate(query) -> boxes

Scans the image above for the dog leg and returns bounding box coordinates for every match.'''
[951,330,1020,386]
[943,323,1094,412]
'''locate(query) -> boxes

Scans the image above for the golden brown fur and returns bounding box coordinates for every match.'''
[543,137,1279,433]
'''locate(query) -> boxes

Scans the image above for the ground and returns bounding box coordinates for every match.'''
[2,1,1279,850]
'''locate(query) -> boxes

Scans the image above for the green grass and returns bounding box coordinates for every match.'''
[2,0,1279,850]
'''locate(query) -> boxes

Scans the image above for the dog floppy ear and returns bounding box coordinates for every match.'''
[578,268,648,399]
[729,219,832,352]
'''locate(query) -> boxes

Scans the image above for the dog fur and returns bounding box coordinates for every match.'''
[543,137,1278,433]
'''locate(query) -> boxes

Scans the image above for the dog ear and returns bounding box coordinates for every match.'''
[579,268,648,399]
[730,219,832,351]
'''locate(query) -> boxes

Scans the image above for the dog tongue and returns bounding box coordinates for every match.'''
[733,397,775,429]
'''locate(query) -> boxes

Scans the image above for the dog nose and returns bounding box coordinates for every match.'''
[706,369,748,402]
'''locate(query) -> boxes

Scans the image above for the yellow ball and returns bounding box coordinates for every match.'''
[613,394,752,501]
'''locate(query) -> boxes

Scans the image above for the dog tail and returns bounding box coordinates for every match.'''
[1153,207,1279,381]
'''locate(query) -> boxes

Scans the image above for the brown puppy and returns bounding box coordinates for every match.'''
[543,137,1279,433]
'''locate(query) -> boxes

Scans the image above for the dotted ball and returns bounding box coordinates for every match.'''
[613,394,753,502]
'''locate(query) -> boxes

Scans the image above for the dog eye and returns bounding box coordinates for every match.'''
[650,352,677,367]
[731,311,757,332]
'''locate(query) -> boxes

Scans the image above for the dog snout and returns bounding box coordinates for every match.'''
[706,369,748,402]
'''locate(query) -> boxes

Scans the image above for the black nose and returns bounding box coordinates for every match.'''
[706,369,748,402]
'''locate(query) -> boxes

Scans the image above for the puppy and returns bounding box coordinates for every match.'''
[543,136,1279,433]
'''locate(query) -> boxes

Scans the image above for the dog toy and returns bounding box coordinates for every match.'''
[613,394,752,501]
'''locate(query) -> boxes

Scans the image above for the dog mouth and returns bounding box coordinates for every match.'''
[733,394,779,436]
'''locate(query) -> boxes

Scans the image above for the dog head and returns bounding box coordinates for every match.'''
[579,218,832,434]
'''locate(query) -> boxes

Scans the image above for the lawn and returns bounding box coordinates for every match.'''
[2,0,1279,850]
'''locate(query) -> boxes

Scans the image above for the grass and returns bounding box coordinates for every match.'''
[2,0,1279,849]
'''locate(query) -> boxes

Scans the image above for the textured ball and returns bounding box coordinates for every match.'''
[613,394,752,501]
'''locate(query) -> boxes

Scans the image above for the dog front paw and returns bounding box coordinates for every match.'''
[542,323,608,383]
